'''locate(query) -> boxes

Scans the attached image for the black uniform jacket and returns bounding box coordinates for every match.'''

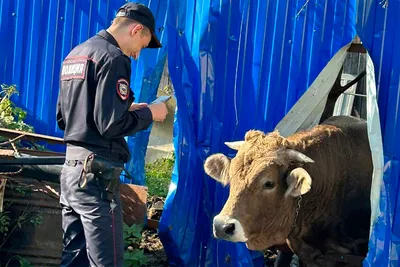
[56,30,153,163]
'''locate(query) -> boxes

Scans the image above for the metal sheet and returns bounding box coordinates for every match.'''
[0,179,62,267]
[0,178,150,265]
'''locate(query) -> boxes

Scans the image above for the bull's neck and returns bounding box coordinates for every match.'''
[287,195,303,238]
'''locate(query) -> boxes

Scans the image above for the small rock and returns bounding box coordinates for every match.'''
[153,200,164,210]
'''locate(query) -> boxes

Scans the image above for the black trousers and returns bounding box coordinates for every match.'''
[59,161,124,267]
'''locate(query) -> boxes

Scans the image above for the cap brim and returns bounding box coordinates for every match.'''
[147,30,162,48]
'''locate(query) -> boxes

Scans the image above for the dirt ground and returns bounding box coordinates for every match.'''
[140,228,169,266]
[141,196,168,266]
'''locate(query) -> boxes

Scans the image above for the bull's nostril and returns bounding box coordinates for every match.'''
[223,223,235,235]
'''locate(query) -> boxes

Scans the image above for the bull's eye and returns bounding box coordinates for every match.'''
[263,181,275,190]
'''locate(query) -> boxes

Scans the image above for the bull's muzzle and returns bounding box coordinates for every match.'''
[213,215,248,242]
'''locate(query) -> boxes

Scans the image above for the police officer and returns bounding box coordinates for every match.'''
[56,2,167,266]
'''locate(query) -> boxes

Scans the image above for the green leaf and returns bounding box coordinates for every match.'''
[132,231,142,240]
[124,259,135,267]
[19,257,31,267]
[124,250,147,266]
[123,223,130,233]
[124,251,136,260]
[145,156,174,197]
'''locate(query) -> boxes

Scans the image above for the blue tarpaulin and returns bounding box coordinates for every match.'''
[1,0,399,266]
[357,1,400,266]
[160,0,400,266]
[159,0,358,266]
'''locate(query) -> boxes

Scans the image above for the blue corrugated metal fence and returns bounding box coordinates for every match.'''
[1,0,399,266]
[357,0,400,266]
[160,0,359,265]
[0,0,167,185]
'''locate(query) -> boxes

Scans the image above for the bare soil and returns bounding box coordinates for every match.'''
[141,196,168,266]
[140,228,169,267]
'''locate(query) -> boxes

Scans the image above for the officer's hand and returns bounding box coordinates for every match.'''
[148,103,168,122]
[129,102,148,111]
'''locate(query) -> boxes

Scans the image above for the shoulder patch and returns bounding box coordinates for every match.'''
[61,57,88,80]
[116,78,130,100]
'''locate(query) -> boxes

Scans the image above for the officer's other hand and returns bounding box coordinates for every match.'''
[129,102,148,111]
[148,103,168,122]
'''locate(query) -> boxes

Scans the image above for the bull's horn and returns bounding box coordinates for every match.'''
[285,149,315,164]
[224,141,245,151]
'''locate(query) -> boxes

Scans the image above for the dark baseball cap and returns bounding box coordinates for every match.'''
[115,2,162,48]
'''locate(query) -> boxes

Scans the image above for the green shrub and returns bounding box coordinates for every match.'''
[0,84,34,133]
[145,156,174,197]
[123,223,147,266]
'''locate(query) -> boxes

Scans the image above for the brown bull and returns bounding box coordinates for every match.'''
[204,116,372,267]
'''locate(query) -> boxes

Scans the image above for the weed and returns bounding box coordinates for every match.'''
[145,156,174,197]
[123,223,148,266]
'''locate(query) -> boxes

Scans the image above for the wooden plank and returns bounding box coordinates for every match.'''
[0,128,64,145]
[0,149,14,157]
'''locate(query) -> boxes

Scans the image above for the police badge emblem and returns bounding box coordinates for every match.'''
[116,78,129,100]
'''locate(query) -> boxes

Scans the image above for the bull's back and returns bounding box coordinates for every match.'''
[321,115,367,135]
[323,115,372,174]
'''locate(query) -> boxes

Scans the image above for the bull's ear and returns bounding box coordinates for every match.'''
[204,153,231,186]
[285,167,312,197]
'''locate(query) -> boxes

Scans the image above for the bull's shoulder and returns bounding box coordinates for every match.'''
[319,116,368,147]
[287,116,368,150]
[321,115,365,129]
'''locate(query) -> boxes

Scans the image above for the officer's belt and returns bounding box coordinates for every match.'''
[66,144,125,163]
[65,145,132,187]
[65,156,123,172]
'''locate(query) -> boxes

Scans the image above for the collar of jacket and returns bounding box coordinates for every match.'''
[97,30,121,50]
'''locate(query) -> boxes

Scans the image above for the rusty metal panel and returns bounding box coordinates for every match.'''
[0,179,62,266]
[120,183,148,227]
[0,177,148,266]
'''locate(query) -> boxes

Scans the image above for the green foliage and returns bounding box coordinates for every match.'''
[124,223,143,246]
[124,249,147,267]
[13,186,32,198]
[4,255,32,267]
[18,257,31,267]
[0,84,34,133]
[0,212,10,234]
[0,83,47,150]
[123,223,148,267]
[145,155,174,197]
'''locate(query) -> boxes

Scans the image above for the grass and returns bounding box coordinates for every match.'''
[145,155,174,197]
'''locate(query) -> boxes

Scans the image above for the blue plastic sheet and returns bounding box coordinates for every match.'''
[159,0,357,265]
[357,1,400,266]
[121,0,169,185]
[363,157,400,267]
[2,0,400,266]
